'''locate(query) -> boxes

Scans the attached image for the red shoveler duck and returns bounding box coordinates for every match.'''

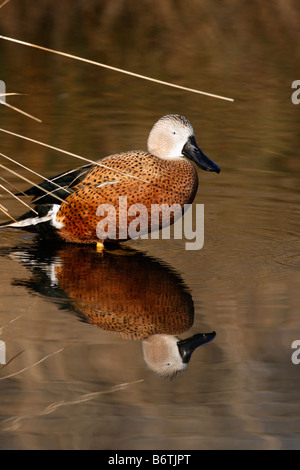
[0,114,220,248]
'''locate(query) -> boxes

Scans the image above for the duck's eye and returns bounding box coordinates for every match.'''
[172,131,177,135]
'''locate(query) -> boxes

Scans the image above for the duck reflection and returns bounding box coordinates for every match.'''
[7,241,216,379]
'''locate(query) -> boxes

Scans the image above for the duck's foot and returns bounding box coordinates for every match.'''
[96,241,105,252]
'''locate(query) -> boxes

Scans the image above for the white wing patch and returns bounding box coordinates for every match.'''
[97,181,119,189]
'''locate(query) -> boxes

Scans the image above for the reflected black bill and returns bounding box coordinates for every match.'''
[177,331,216,363]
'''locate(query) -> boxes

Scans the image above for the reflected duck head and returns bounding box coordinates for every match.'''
[142,332,216,380]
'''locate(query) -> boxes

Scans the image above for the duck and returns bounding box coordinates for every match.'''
[0,114,220,247]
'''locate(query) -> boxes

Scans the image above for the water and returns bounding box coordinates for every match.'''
[0,1,300,450]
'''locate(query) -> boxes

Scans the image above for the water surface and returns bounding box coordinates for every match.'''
[0,1,300,450]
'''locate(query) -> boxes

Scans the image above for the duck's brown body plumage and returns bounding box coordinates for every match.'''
[56,151,198,244]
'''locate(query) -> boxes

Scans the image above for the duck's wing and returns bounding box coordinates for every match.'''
[19,163,94,205]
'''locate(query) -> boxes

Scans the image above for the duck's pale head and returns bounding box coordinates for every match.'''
[147,114,220,173]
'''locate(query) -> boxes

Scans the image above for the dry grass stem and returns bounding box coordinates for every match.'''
[0,350,24,370]
[0,163,70,204]
[0,128,150,183]
[0,152,73,196]
[0,93,23,97]
[41,380,144,415]
[0,183,38,214]
[0,346,66,381]
[0,175,27,196]
[0,0,11,9]
[0,100,42,122]
[0,203,17,221]
[0,35,234,102]
[0,156,95,208]
[0,314,23,335]
[1,378,144,431]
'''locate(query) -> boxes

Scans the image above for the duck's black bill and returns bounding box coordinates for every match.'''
[182,136,220,173]
[177,331,216,364]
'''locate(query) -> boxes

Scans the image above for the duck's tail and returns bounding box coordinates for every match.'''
[0,204,62,237]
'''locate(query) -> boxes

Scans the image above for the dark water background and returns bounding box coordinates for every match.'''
[0,0,300,450]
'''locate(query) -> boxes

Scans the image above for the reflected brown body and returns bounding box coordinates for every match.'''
[53,245,194,339]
